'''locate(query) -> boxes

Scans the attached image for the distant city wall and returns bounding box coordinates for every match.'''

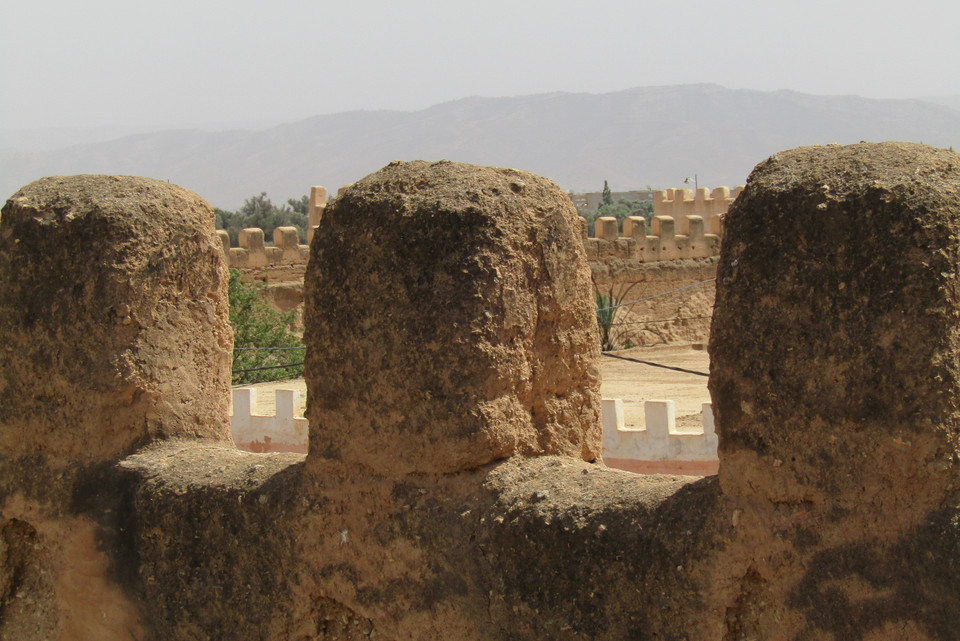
[220,185,741,270]
[218,213,722,270]
[571,189,656,211]
[583,214,721,261]
[222,185,729,347]
[654,186,744,226]
[569,185,743,223]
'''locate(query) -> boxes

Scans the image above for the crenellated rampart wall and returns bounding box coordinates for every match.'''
[5,145,959,640]
[582,214,722,261]
[223,185,733,346]
[217,226,310,269]
[221,184,742,271]
[216,185,327,272]
[654,185,744,231]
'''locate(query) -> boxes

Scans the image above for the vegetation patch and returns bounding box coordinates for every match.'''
[215,192,310,246]
[228,269,304,384]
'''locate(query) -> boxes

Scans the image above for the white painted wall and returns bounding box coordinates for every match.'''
[230,388,308,453]
[602,399,717,462]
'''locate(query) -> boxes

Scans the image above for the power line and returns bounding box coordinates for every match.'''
[233,346,305,351]
[232,362,304,374]
[600,351,709,377]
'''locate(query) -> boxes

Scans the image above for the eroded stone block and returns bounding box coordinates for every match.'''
[0,175,233,461]
[711,142,960,515]
[304,160,602,475]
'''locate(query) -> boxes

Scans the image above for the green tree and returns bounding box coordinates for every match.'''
[228,269,304,384]
[602,180,613,206]
[215,193,310,246]
[287,195,310,216]
[582,198,654,237]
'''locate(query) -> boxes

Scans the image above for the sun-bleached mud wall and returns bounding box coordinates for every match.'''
[2,145,959,640]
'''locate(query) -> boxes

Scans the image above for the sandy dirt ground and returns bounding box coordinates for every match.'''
[598,344,711,431]
[235,344,711,432]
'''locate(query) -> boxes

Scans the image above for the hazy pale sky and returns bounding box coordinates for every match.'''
[2,0,958,130]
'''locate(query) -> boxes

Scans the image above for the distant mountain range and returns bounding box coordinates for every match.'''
[3,84,959,210]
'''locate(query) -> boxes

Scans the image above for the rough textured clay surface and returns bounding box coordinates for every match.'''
[711,142,960,510]
[0,175,233,460]
[0,175,233,639]
[304,160,602,475]
[708,142,960,639]
[2,147,960,640]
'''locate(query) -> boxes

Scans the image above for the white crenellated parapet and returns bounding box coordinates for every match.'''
[230,388,308,454]
[227,389,714,470]
[602,399,718,475]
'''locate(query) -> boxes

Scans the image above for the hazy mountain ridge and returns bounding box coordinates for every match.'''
[3,84,959,209]
[919,95,960,112]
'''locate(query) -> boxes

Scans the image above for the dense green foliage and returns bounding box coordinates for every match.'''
[228,269,304,384]
[215,192,309,246]
[578,179,655,236]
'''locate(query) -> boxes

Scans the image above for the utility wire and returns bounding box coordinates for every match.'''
[233,346,305,351]
[232,362,305,374]
[601,351,709,377]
